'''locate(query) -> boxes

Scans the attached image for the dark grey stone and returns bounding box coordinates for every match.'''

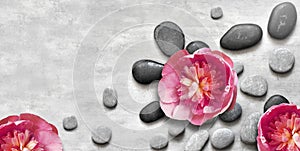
[168,120,187,137]
[186,41,209,54]
[211,128,235,149]
[240,112,262,144]
[102,87,118,108]
[91,126,112,144]
[219,103,242,122]
[139,101,165,123]
[240,75,268,97]
[132,59,164,84]
[149,134,168,150]
[264,94,289,112]
[211,7,223,19]
[233,61,244,75]
[269,48,295,73]
[268,2,297,39]
[63,116,78,131]
[154,21,185,56]
[220,24,263,50]
[184,130,209,151]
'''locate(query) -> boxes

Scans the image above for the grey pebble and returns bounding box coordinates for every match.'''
[211,7,223,19]
[91,126,112,144]
[154,21,185,56]
[264,94,289,112]
[240,75,268,97]
[268,2,297,39]
[149,134,168,150]
[233,61,244,75]
[63,116,78,131]
[132,59,164,84]
[269,48,295,73]
[240,112,262,144]
[168,120,187,137]
[219,103,242,122]
[211,128,235,149]
[103,87,118,108]
[184,130,209,151]
[139,101,165,123]
[186,41,209,54]
[220,24,262,50]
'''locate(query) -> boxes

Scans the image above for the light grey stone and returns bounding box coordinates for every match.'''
[211,7,223,19]
[233,61,244,75]
[168,120,187,137]
[240,112,262,144]
[149,134,168,150]
[211,128,235,149]
[240,75,268,97]
[184,130,209,151]
[103,87,118,108]
[219,103,242,122]
[91,126,112,144]
[269,48,295,73]
[63,116,78,131]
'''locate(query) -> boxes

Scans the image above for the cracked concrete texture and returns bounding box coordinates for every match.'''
[1,0,300,150]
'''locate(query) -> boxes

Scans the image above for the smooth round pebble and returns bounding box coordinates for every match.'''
[139,101,165,123]
[219,103,242,122]
[240,75,268,97]
[103,87,118,108]
[264,94,289,112]
[150,134,168,150]
[211,128,235,149]
[233,61,244,75]
[184,130,209,151]
[63,116,78,131]
[186,41,209,54]
[132,59,164,84]
[240,112,261,144]
[154,21,185,56]
[168,120,187,137]
[269,48,295,73]
[91,126,112,144]
[211,7,223,19]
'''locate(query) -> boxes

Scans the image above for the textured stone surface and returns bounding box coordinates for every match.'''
[91,126,112,144]
[268,2,297,39]
[139,101,165,123]
[264,95,289,112]
[102,87,118,108]
[211,7,223,19]
[240,75,268,97]
[220,24,263,50]
[149,134,168,150]
[184,130,209,151]
[154,21,185,56]
[186,41,209,54]
[269,48,295,73]
[211,128,235,149]
[233,61,244,75]
[132,60,164,84]
[168,119,187,137]
[219,103,242,122]
[63,116,78,131]
[240,112,262,144]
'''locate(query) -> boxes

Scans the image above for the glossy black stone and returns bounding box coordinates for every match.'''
[132,60,164,84]
[139,101,165,123]
[268,2,297,39]
[264,95,289,112]
[154,21,185,56]
[186,41,209,54]
[220,24,263,50]
[219,103,242,122]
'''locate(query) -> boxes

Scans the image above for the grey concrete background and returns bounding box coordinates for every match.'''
[1,0,300,151]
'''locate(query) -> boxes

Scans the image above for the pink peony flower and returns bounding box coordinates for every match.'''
[158,48,238,125]
[0,113,62,151]
[257,104,300,151]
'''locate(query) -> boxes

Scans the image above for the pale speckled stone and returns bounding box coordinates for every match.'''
[269,48,295,73]
[149,134,168,149]
[211,128,235,149]
[240,112,262,144]
[184,130,209,151]
[240,75,268,97]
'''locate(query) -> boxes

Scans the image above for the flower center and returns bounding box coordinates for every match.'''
[1,130,43,151]
[268,112,300,150]
[179,62,215,103]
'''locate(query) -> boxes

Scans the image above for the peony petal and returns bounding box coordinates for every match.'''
[193,48,212,54]
[160,102,178,119]
[189,114,205,125]
[20,113,53,132]
[172,104,191,120]
[0,115,19,125]
[0,122,16,137]
[164,50,190,75]
[34,130,62,151]
[211,50,234,68]
[293,133,300,149]
[158,72,180,104]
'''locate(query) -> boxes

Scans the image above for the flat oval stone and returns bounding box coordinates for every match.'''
[186,41,209,54]
[149,134,168,149]
[240,112,262,144]
[132,60,164,84]
[168,120,187,137]
[139,101,165,123]
[220,24,263,50]
[211,128,235,149]
[264,95,289,112]
[219,103,242,122]
[63,116,78,131]
[269,48,295,73]
[91,126,112,144]
[102,87,118,108]
[268,2,297,39]
[240,75,268,97]
[211,7,223,19]
[233,61,244,75]
[154,21,185,56]
[184,130,209,151]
